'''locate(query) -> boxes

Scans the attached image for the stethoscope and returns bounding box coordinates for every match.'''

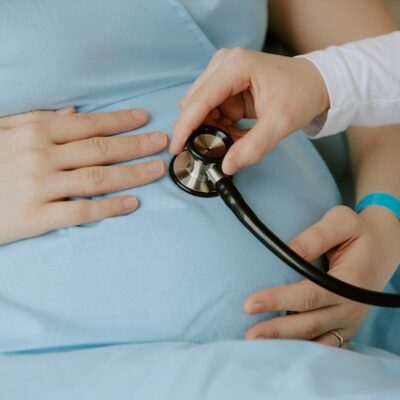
[169,125,400,308]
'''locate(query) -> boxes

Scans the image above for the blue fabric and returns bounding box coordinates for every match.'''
[0,0,342,353]
[355,273,400,355]
[1,341,400,400]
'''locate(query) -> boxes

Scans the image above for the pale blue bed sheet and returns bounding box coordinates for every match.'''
[1,341,400,400]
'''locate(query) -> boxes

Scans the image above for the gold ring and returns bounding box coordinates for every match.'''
[329,330,344,348]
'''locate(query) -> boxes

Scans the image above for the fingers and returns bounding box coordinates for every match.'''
[288,206,361,262]
[55,132,168,169]
[243,206,371,347]
[244,279,335,315]
[171,59,250,154]
[0,107,76,129]
[49,161,166,199]
[39,109,148,144]
[245,306,344,341]
[43,196,139,230]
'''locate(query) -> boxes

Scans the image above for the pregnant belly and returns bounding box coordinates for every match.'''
[0,84,340,352]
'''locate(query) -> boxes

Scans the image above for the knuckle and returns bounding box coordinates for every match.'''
[24,148,50,169]
[72,202,91,222]
[227,47,249,72]
[90,137,109,157]
[265,293,279,311]
[24,122,45,142]
[131,165,143,181]
[302,289,319,311]
[309,225,328,253]
[78,168,106,196]
[128,134,141,151]
[268,326,281,339]
[77,112,96,127]
[229,47,247,60]
[327,205,354,221]
[87,167,106,186]
[29,110,47,122]
[303,321,321,340]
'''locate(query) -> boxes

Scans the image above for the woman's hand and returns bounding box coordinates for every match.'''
[0,108,168,244]
[244,205,400,347]
[171,48,329,175]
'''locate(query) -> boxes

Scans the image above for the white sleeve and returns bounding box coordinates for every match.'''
[296,31,400,138]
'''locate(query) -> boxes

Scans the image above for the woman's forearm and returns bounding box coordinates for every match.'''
[347,125,400,203]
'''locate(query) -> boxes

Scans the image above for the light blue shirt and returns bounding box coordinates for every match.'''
[0,0,340,353]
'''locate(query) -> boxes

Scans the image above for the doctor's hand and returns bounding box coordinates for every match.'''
[171,48,329,175]
[243,205,400,347]
[0,108,168,245]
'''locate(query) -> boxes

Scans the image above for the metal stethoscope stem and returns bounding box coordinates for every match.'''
[169,125,400,307]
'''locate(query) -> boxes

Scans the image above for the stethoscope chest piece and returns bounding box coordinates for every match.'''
[169,125,233,197]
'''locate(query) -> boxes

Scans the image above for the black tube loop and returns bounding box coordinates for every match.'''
[215,177,400,308]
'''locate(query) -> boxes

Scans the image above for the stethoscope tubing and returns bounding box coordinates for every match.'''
[215,177,400,308]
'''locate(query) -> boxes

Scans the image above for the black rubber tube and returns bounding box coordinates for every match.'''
[215,177,400,308]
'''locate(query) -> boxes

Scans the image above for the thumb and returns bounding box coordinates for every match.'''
[221,115,281,175]
[0,107,76,129]
[288,206,361,262]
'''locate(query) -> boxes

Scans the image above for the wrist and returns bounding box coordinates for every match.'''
[360,205,399,225]
[295,57,330,117]
[359,206,400,249]
[356,192,400,221]
[360,206,400,271]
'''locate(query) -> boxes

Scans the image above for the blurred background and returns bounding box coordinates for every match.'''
[384,0,400,23]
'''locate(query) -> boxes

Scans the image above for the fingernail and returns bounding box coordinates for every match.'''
[131,109,146,119]
[149,132,167,146]
[290,242,306,258]
[123,197,138,210]
[146,160,163,173]
[248,302,264,314]
[56,107,75,114]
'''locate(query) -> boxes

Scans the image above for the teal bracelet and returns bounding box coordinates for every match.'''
[355,192,400,219]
